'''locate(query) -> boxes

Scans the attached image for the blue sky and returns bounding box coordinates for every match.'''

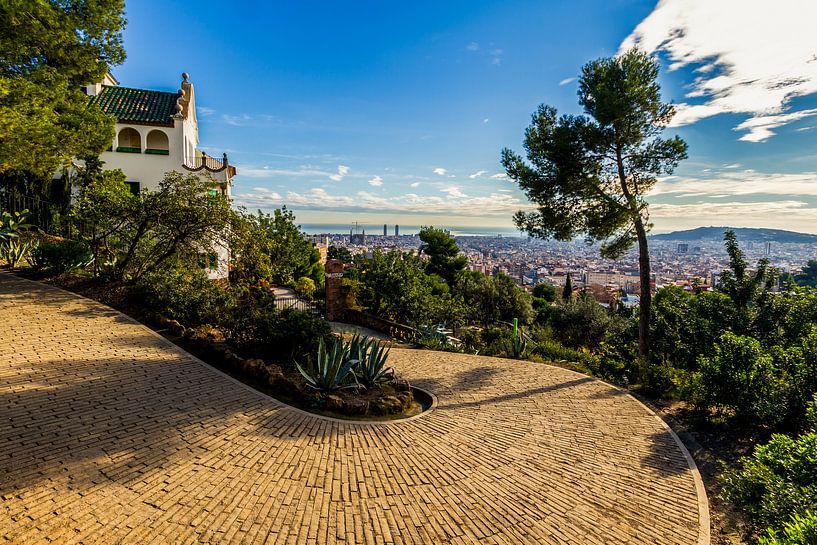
[115,0,817,233]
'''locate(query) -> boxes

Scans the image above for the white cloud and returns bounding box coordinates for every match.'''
[490,172,509,180]
[237,165,334,179]
[469,170,487,179]
[433,167,448,176]
[198,106,216,117]
[622,0,817,142]
[222,114,252,126]
[489,48,504,66]
[410,182,421,188]
[558,77,575,86]
[651,170,817,199]
[329,164,350,182]
[483,118,490,124]
[368,175,383,187]
[466,42,479,51]
[234,187,532,218]
[441,186,467,198]
[650,200,817,233]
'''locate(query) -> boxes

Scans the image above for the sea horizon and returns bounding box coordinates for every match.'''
[298,223,526,237]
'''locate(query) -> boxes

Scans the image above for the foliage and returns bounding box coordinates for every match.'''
[532,282,557,302]
[230,207,324,288]
[226,303,334,366]
[0,209,37,268]
[455,270,534,326]
[502,48,688,360]
[30,239,91,274]
[562,274,573,300]
[796,260,817,288]
[327,245,353,262]
[294,276,316,299]
[720,396,817,538]
[134,260,236,327]
[508,330,529,359]
[0,0,126,177]
[687,333,786,425]
[757,512,817,545]
[72,171,233,282]
[419,226,467,285]
[0,236,37,269]
[549,294,623,349]
[356,250,464,328]
[295,337,359,392]
[349,335,393,388]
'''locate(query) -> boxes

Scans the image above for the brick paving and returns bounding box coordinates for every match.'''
[0,274,708,544]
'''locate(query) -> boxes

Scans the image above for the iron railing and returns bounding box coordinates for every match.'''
[273,296,323,316]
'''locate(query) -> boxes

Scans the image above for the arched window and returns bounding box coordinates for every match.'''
[116,128,141,153]
[145,130,169,155]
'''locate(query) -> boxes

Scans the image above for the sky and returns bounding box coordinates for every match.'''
[114,0,817,234]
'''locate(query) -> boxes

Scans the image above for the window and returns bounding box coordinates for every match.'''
[125,181,140,196]
[117,128,141,153]
[145,130,170,155]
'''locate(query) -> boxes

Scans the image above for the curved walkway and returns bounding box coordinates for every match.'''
[0,274,708,544]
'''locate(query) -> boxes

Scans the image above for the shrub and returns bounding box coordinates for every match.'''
[135,263,235,326]
[549,295,621,349]
[757,512,817,545]
[295,337,359,392]
[31,239,92,274]
[720,399,817,537]
[294,276,316,298]
[686,332,787,425]
[479,326,514,356]
[635,360,675,398]
[227,304,334,367]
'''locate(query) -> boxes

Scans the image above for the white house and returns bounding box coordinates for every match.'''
[82,73,235,279]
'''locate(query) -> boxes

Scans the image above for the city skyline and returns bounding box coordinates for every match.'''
[115,1,817,233]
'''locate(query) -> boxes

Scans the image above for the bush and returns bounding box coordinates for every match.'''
[549,295,622,349]
[134,263,236,326]
[635,360,675,398]
[294,276,316,298]
[720,400,817,537]
[479,326,515,356]
[31,239,92,274]
[227,305,334,367]
[686,332,787,425]
[757,512,817,545]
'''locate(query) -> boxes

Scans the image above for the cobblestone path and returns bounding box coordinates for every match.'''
[0,274,708,544]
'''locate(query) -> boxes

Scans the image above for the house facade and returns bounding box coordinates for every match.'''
[83,73,235,279]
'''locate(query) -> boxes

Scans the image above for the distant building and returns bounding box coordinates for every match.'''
[677,243,689,254]
[394,224,400,236]
[383,224,387,237]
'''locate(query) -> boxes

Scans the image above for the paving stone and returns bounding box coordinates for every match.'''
[0,274,708,544]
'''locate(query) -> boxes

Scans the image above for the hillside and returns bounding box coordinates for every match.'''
[650,226,817,243]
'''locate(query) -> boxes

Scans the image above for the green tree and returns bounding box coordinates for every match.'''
[0,1,126,179]
[73,171,233,282]
[796,260,817,287]
[455,270,534,326]
[562,274,573,300]
[327,245,352,262]
[230,207,323,288]
[356,250,463,327]
[419,226,467,284]
[533,282,557,302]
[502,48,688,360]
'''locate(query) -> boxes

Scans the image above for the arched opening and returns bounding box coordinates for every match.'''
[145,130,169,155]
[116,128,141,153]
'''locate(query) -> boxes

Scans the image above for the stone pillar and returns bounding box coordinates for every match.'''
[325,259,345,321]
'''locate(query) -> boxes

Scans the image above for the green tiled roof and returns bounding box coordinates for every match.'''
[89,85,179,126]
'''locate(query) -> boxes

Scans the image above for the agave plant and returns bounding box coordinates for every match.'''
[295,338,360,392]
[0,209,33,241]
[509,331,529,359]
[355,338,393,387]
[1,238,38,269]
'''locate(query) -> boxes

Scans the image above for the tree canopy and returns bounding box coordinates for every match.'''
[419,226,467,284]
[0,0,126,180]
[501,48,687,359]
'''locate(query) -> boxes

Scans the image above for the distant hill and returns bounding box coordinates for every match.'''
[650,227,817,243]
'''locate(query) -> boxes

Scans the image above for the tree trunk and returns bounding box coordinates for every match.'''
[634,218,651,361]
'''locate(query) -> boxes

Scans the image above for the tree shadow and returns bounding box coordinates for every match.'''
[451,366,502,392]
[640,429,696,477]
[440,376,594,411]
